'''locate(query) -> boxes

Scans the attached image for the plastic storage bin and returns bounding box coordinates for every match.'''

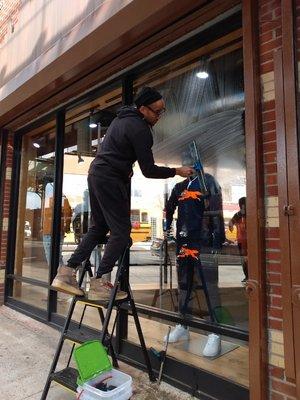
[76,369,132,400]
[73,341,132,400]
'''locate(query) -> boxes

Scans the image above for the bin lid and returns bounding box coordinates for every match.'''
[73,340,112,384]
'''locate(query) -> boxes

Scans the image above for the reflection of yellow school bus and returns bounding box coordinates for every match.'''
[130,209,151,242]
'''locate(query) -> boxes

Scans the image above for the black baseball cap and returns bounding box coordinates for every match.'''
[135,86,163,108]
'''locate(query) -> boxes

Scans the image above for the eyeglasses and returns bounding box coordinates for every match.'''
[145,105,166,117]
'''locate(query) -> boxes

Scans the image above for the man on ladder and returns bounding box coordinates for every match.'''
[51,86,194,300]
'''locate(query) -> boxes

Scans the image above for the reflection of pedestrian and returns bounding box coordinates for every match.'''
[229,197,248,282]
[42,184,72,266]
[52,86,195,299]
[72,189,90,244]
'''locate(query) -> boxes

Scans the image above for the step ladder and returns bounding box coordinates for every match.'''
[41,246,156,399]
[193,259,217,322]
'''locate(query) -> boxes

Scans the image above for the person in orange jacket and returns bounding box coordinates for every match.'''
[229,196,248,283]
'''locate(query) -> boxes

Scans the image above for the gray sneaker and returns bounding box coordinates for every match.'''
[51,265,84,297]
[88,278,127,301]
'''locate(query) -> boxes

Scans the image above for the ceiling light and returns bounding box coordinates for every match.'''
[89,108,101,128]
[196,71,209,79]
[33,142,40,148]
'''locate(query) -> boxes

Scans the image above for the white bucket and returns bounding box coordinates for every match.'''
[76,369,132,400]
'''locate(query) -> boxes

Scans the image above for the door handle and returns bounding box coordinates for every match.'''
[283,205,295,216]
[245,280,258,297]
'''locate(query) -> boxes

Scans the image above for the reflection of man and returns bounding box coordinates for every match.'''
[164,174,224,356]
[42,193,72,266]
[52,86,194,300]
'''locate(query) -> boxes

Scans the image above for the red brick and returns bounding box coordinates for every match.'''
[263,120,276,131]
[270,366,285,379]
[268,318,283,330]
[262,109,276,122]
[268,307,283,318]
[272,379,297,398]
[268,285,282,296]
[263,141,277,153]
[267,262,281,273]
[260,30,274,43]
[270,295,282,308]
[260,11,274,23]
[266,174,277,185]
[270,391,285,400]
[263,99,275,111]
[266,239,281,249]
[265,163,277,174]
[264,152,277,163]
[266,185,278,196]
[265,227,280,237]
[260,61,274,74]
[263,131,276,143]
[260,51,274,64]
[260,38,282,54]
[260,20,282,35]
[273,8,281,19]
[267,272,281,284]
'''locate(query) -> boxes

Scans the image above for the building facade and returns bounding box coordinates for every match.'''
[0,1,299,399]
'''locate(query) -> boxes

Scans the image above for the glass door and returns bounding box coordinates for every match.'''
[11,120,56,309]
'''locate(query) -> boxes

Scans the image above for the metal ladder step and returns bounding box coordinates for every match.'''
[51,367,78,393]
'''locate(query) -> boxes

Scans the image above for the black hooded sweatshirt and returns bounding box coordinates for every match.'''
[89,106,176,182]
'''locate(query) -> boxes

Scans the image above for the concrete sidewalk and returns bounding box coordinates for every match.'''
[0,306,194,400]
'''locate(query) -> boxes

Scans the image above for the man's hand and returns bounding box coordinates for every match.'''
[175,166,195,177]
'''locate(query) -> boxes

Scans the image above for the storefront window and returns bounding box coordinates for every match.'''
[13,122,56,308]
[56,84,123,320]
[128,39,248,385]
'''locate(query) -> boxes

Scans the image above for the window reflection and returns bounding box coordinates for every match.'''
[14,126,56,289]
[56,85,123,317]
[130,47,248,331]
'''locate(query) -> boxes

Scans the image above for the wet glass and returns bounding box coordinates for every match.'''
[130,47,248,332]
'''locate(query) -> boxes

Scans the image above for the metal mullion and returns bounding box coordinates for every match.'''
[120,302,249,341]
[47,110,65,320]
[115,75,134,352]
[6,274,49,288]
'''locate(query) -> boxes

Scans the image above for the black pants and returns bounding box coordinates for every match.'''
[67,174,131,277]
[176,240,202,316]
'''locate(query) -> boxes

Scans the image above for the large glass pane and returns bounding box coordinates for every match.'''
[12,281,48,310]
[56,83,123,317]
[129,31,248,386]
[14,122,56,295]
[131,46,247,330]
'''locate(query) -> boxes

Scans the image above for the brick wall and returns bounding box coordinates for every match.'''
[0,0,20,44]
[0,133,13,305]
[259,0,297,399]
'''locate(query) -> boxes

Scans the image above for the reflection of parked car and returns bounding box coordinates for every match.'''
[150,237,176,258]
[24,221,32,239]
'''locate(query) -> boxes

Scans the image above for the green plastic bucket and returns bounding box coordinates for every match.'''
[73,340,112,386]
